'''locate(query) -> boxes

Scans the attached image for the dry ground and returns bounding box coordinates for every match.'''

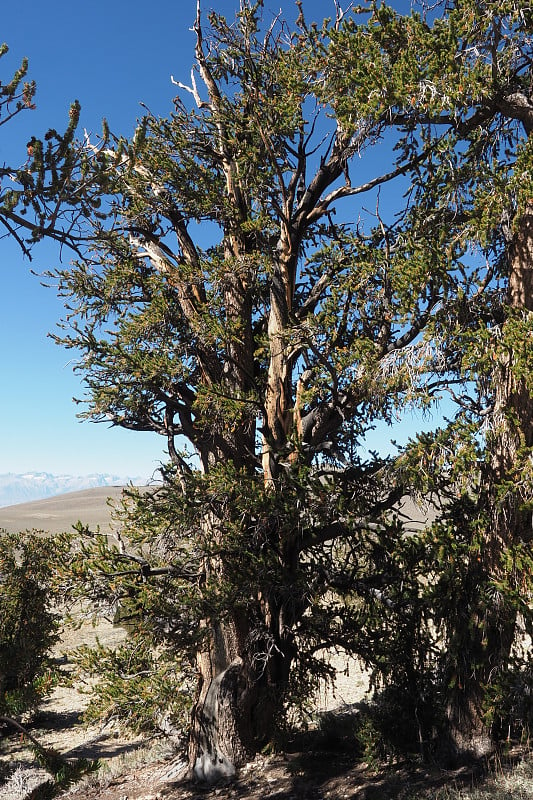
[4,616,531,800]
[1,489,532,799]
[1,610,375,799]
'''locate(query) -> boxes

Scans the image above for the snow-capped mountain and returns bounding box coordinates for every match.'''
[0,472,144,508]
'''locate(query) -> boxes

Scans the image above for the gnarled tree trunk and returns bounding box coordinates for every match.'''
[187,502,299,782]
[187,603,296,780]
[444,203,533,763]
[188,616,251,781]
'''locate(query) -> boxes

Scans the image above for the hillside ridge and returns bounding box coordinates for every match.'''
[0,471,144,508]
[0,485,130,535]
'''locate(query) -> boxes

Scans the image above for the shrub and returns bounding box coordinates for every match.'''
[0,531,65,716]
[72,635,194,736]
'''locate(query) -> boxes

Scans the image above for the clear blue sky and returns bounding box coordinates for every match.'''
[0,0,427,479]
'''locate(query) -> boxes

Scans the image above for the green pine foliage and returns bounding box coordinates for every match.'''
[0,532,66,717]
[34,0,533,765]
[0,44,102,257]
[72,637,193,734]
[0,42,35,123]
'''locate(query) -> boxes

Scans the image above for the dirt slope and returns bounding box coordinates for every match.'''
[0,486,129,535]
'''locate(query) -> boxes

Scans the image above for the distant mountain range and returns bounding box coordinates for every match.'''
[0,472,144,508]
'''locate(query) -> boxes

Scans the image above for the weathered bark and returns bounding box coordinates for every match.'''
[187,601,295,781]
[442,564,516,763]
[443,693,494,763]
[188,616,251,782]
[444,203,533,763]
[262,245,298,486]
[187,501,298,782]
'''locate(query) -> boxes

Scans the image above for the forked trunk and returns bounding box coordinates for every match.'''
[187,572,295,781]
[187,618,292,780]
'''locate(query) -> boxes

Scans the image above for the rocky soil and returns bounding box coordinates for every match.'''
[0,613,377,800]
[0,613,148,799]
[0,619,528,800]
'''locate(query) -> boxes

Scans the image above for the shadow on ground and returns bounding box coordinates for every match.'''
[1,710,147,765]
[157,743,486,800]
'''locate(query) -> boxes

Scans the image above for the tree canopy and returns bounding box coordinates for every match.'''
[0,43,97,259]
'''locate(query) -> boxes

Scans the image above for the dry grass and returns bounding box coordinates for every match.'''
[426,755,533,800]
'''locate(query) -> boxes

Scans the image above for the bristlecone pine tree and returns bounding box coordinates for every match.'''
[51,0,533,777]
[353,0,533,761]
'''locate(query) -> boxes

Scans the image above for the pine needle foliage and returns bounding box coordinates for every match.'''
[0,44,104,258]
[43,0,533,769]
[0,532,67,717]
